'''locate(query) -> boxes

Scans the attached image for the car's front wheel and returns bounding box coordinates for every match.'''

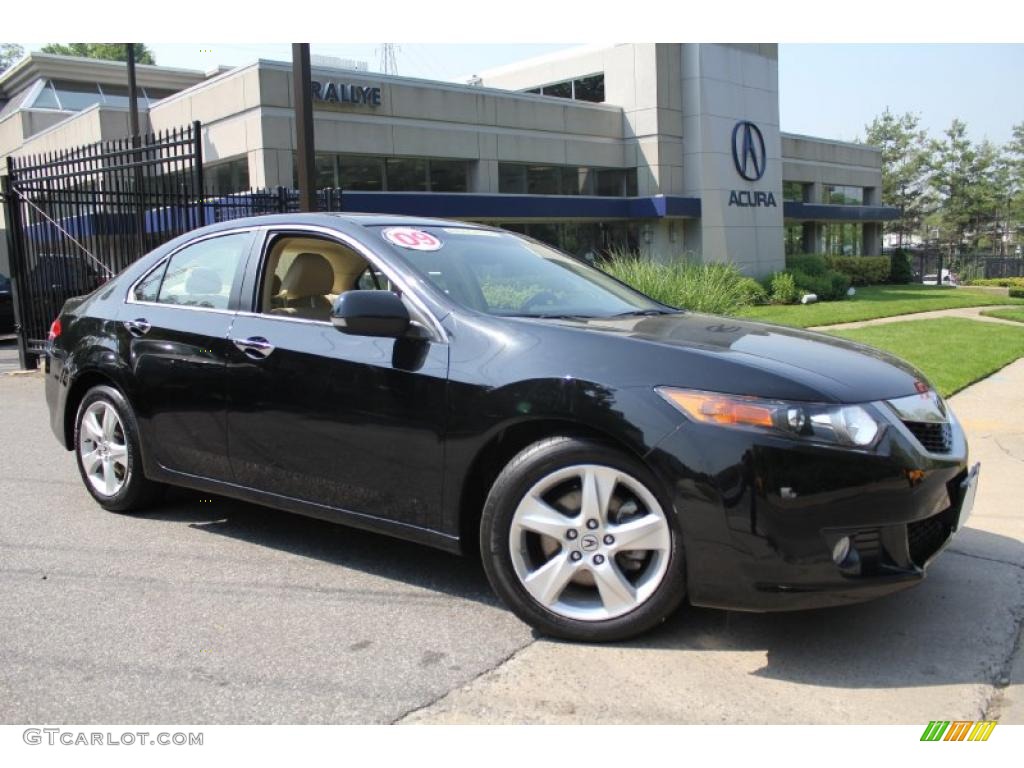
[74,385,163,513]
[480,436,686,642]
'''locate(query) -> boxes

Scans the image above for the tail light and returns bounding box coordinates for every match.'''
[48,318,62,343]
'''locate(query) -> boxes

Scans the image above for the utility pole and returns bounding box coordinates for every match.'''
[126,44,141,141]
[292,43,316,213]
[126,44,145,252]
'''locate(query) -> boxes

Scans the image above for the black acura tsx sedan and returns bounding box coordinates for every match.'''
[44,213,980,641]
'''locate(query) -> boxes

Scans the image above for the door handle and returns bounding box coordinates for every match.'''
[232,335,275,359]
[124,318,151,337]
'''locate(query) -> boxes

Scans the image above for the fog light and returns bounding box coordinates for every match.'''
[832,536,851,565]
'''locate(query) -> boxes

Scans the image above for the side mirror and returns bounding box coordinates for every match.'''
[331,290,410,338]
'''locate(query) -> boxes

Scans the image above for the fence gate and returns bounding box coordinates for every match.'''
[2,121,203,368]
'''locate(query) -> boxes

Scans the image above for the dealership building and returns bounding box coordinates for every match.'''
[0,43,897,277]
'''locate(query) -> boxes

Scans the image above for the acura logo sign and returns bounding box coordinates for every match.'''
[731,121,766,181]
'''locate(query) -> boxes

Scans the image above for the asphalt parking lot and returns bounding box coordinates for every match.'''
[1,347,1022,724]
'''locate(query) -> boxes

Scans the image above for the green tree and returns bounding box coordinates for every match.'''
[968,140,1005,253]
[864,108,929,250]
[40,43,156,65]
[928,119,978,256]
[1006,123,1024,255]
[0,43,25,73]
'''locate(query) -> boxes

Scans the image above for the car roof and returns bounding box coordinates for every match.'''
[194,212,497,236]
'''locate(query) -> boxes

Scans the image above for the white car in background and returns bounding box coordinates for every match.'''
[922,269,957,286]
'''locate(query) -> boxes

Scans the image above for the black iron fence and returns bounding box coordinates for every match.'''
[3,122,204,365]
[1,121,347,367]
[904,250,1024,285]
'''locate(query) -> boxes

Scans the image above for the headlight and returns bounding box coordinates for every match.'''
[656,387,882,448]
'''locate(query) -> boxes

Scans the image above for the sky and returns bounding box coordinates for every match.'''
[20,42,1024,146]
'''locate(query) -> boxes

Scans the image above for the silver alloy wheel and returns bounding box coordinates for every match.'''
[78,401,129,497]
[508,464,672,621]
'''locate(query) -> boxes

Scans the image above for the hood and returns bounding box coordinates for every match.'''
[536,311,927,404]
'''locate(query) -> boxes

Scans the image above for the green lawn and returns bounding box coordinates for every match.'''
[737,285,1024,328]
[828,318,1024,397]
[980,307,1024,324]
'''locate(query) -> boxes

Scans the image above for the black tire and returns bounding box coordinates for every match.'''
[480,436,686,642]
[73,385,164,513]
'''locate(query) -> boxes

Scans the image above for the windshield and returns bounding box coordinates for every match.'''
[373,225,671,318]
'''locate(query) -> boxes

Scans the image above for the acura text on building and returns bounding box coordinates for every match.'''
[729,190,777,207]
[728,120,776,207]
[311,81,382,107]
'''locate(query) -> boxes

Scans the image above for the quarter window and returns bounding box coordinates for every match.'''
[133,264,164,303]
[152,233,250,309]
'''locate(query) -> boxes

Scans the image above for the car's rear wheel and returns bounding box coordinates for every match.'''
[74,385,163,513]
[480,436,686,642]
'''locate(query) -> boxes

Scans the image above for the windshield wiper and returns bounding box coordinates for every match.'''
[607,309,681,318]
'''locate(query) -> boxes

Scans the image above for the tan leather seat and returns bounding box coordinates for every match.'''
[182,267,226,309]
[271,252,334,321]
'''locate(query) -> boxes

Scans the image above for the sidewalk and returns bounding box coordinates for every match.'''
[811,305,1023,331]
[403,359,1024,724]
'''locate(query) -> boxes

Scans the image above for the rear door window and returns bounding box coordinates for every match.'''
[152,233,251,309]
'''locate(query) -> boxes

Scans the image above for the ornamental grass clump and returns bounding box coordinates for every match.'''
[600,249,751,315]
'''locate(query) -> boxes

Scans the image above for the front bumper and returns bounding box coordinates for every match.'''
[646,403,973,612]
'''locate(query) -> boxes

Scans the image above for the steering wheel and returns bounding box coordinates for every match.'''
[520,290,560,312]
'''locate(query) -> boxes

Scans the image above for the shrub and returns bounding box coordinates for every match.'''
[967,277,1024,288]
[736,276,769,305]
[824,255,890,285]
[785,254,828,276]
[769,271,800,304]
[831,270,853,298]
[785,254,855,298]
[1011,288,1024,299]
[789,268,850,301]
[599,251,752,315]
[889,251,913,284]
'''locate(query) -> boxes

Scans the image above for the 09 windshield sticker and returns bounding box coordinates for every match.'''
[382,227,443,251]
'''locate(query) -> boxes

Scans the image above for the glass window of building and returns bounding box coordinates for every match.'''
[625,170,638,197]
[499,163,637,197]
[783,181,809,203]
[596,169,625,197]
[822,222,864,255]
[429,160,469,192]
[824,185,864,205]
[338,155,384,191]
[527,165,562,195]
[206,158,250,196]
[542,81,572,99]
[385,157,428,191]
[143,87,176,105]
[50,80,105,111]
[97,83,132,109]
[560,167,586,195]
[524,74,605,103]
[499,163,527,194]
[315,154,338,188]
[30,81,60,109]
[572,74,605,103]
